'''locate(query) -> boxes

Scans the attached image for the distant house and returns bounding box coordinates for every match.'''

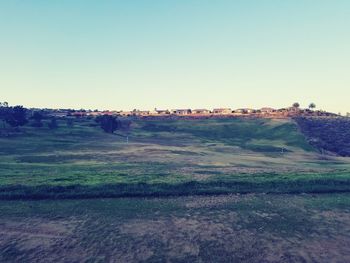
[260,107,275,114]
[86,111,102,117]
[172,109,192,115]
[100,111,116,116]
[235,109,244,114]
[139,110,150,116]
[49,112,69,118]
[71,111,87,117]
[235,108,255,114]
[193,109,211,114]
[131,110,150,116]
[212,108,232,114]
[151,109,170,115]
[120,111,132,116]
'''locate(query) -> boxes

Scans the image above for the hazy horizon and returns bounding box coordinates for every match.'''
[1,1,349,113]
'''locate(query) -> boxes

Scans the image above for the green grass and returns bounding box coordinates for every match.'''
[0,117,350,199]
[1,171,350,199]
[141,118,314,151]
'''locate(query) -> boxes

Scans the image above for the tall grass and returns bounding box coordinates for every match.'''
[1,171,349,200]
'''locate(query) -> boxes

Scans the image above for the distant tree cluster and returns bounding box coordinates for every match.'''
[31,111,44,127]
[0,102,8,108]
[292,102,300,108]
[309,103,316,110]
[30,111,59,129]
[0,102,61,133]
[95,115,121,133]
[95,115,132,142]
[292,102,316,110]
[0,102,28,129]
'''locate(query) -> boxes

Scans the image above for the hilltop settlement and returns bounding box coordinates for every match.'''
[41,103,338,119]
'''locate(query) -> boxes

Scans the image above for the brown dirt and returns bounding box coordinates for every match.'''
[1,196,350,262]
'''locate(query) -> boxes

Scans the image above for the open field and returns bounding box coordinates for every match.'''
[1,193,350,262]
[1,117,350,262]
[1,117,350,198]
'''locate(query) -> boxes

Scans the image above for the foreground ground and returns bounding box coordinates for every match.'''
[1,193,349,262]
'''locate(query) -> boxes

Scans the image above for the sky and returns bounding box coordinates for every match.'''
[0,0,349,113]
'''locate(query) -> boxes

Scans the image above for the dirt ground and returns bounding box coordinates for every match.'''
[0,194,350,262]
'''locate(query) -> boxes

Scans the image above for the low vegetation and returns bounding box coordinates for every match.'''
[295,117,350,156]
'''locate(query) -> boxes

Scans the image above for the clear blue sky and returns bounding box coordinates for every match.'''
[1,0,349,113]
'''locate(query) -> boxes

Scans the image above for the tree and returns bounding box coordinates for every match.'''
[0,103,9,130]
[31,111,44,127]
[0,103,7,119]
[96,115,120,133]
[5,106,28,127]
[292,102,300,108]
[0,102,9,108]
[309,103,316,110]
[48,117,58,129]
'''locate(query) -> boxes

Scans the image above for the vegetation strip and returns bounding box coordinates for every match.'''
[1,174,350,200]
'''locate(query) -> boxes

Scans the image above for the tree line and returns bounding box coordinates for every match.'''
[0,102,28,129]
[0,102,131,136]
[0,102,58,131]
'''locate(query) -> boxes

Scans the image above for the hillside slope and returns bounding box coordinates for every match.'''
[0,117,349,198]
[295,117,350,157]
[140,118,313,152]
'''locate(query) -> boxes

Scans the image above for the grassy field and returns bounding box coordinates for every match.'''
[1,117,350,198]
[0,193,349,262]
[1,117,350,262]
